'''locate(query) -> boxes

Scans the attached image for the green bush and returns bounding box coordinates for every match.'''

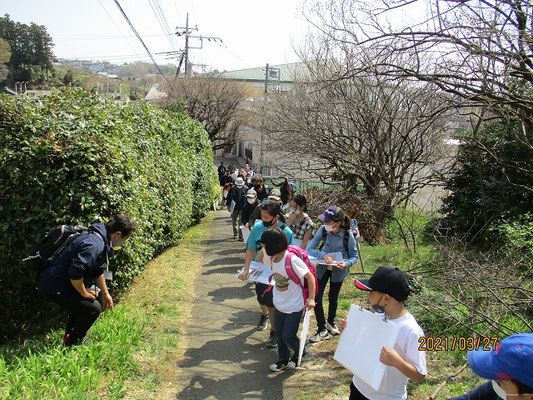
[0,88,217,340]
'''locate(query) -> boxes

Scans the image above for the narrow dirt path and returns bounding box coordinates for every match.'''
[173,210,289,400]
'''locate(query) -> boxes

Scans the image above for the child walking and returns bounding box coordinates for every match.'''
[260,228,316,372]
[306,206,358,342]
[238,200,294,348]
[343,266,427,400]
[286,194,315,250]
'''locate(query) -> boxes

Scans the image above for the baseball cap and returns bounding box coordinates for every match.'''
[246,188,257,198]
[235,177,245,187]
[268,189,282,201]
[467,333,533,388]
[355,266,411,301]
[318,206,345,223]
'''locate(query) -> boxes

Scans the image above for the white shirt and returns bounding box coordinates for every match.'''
[264,251,310,314]
[352,311,427,400]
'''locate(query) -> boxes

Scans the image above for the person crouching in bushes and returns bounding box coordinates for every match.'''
[260,228,316,372]
[286,194,315,250]
[306,206,358,342]
[238,200,294,348]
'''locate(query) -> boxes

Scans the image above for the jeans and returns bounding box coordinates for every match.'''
[46,293,102,345]
[314,269,343,331]
[274,308,303,361]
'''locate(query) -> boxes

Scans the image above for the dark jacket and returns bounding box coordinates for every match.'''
[227,186,247,211]
[241,200,259,225]
[38,222,112,295]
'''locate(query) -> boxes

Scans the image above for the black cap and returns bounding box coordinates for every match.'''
[355,266,411,301]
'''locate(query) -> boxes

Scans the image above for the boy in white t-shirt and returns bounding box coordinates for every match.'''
[340,266,427,400]
[260,228,316,372]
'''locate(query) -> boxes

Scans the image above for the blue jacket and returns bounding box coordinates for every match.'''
[38,222,113,295]
[306,225,358,282]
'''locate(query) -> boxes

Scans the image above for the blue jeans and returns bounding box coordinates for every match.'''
[274,308,303,361]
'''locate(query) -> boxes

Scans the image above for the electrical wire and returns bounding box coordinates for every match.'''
[112,0,173,86]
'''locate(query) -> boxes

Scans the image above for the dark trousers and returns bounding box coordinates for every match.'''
[274,308,303,361]
[349,382,370,400]
[46,293,102,345]
[314,269,343,331]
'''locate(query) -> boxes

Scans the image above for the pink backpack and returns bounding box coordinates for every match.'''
[284,245,319,305]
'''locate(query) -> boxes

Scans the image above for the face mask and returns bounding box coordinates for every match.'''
[371,294,386,314]
[113,237,125,248]
[324,224,335,232]
[262,217,277,227]
[491,381,522,399]
[294,209,301,215]
[247,198,256,204]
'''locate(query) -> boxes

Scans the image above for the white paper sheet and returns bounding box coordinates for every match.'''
[236,261,274,286]
[229,200,236,214]
[240,225,251,243]
[333,305,401,391]
[298,309,311,367]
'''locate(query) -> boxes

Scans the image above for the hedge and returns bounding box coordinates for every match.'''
[0,88,217,339]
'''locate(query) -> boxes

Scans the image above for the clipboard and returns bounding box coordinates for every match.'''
[333,305,401,391]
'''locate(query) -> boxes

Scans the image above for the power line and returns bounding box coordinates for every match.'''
[112,0,173,86]
[148,0,179,50]
[97,0,139,56]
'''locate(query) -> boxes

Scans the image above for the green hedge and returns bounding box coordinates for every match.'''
[0,87,217,292]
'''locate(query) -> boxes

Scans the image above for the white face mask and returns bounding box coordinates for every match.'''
[247,198,256,204]
[324,224,335,232]
[492,380,521,400]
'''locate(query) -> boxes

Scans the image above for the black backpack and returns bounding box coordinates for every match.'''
[24,225,89,273]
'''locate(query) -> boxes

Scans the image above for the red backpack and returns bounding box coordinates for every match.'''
[284,245,319,305]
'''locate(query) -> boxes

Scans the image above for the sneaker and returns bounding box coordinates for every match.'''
[326,321,340,335]
[257,314,269,331]
[309,329,330,343]
[265,331,277,348]
[238,237,244,242]
[269,359,289,372]
[288,353,299,369]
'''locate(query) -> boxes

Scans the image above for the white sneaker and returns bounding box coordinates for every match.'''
[326,321,340,335]
[309,329,330,343]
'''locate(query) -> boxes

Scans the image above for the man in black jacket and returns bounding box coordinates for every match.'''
[38,215,136,346]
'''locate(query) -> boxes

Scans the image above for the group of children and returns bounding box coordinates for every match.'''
[227,169,532,400]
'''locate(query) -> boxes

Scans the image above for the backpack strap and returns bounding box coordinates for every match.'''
[284,253,303,288]
[318,226,327,251]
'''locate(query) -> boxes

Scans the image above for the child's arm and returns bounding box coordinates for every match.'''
[303,271,316,309]
[379,346,426,382]
[238,248,256,280]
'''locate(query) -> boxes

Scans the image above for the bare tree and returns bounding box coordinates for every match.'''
[303,0,533,191]
[262,53,453,228]
[165,73,249,151]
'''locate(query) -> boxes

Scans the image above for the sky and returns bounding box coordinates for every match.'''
[2,0,312,72]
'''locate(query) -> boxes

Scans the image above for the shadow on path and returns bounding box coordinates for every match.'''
[174,210,291,400]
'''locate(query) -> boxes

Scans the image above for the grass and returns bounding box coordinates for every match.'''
[0,212,214,400]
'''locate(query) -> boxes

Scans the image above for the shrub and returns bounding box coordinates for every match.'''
[0,88,217,341]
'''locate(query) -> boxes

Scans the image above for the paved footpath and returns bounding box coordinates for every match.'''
[174,210,288,400]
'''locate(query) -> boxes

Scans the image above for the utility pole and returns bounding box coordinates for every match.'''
[175,13,222,77]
